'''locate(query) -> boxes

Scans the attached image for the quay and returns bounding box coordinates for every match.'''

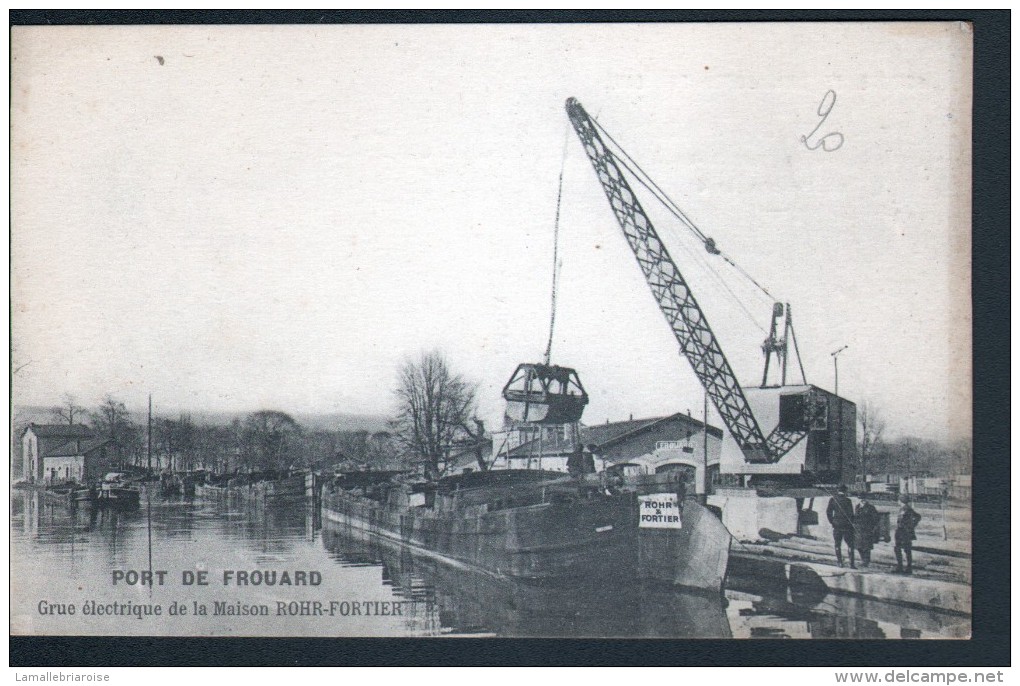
[720,494,971,617]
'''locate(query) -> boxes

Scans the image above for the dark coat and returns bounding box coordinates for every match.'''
[566,448,586,477]
[895,505,922,542]
[567,446,595,472]
[855,502,881,549]
[826,493,855,531]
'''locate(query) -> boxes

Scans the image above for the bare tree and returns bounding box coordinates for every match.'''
[949,438,972,476]
[392,350,478,480]
[153,415,195,471]
[193,422,238,473]
[366,431,398,469]
[857,400,886,481]
[51,394,86,426]
[89,395,140,467]
[336,429,370,465]
[175,414,197,471]
[459,418,490,472]
[240,410,302,472]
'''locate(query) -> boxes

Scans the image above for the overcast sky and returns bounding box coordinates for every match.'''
[11,23,972,442]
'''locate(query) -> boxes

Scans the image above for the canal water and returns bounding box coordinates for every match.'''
[10,489,970,638]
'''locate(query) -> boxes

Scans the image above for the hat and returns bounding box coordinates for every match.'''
[837,485,848,493]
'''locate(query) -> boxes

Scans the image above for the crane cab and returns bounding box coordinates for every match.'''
[502,363,589,425]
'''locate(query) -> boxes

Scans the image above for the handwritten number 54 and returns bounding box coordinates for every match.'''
[801,90,844,152]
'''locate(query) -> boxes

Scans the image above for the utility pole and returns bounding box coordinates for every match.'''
[830,346,848,484]
[703,390,709,498]
[831,345,848,396]
[147,395,153,473]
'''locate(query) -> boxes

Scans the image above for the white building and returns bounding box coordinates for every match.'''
[20,423,93,483]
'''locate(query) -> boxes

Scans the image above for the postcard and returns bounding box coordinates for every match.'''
[11,22,972,639]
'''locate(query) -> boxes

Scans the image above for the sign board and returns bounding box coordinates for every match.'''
[638,493,683,529]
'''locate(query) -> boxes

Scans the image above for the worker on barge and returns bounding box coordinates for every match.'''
[567,444,598,497]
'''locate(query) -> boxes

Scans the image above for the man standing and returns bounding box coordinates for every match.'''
[826,485,856,568]
[893,495,923,574]
[675,472,688,515]
[855,495,881,568]
[566,445,585,479]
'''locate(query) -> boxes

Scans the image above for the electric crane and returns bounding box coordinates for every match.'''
[564,97,839,467]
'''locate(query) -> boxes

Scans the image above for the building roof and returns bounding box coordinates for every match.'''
[44,437,115,458]
[588,412,723,445]
[583,416,665,447]
[507,412,722,458]
[23,423,93,440]
[445,438,494,470]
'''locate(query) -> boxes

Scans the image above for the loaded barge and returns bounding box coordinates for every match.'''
[322,468,732,589]
[322,470,639,582]
[196,472,309,502]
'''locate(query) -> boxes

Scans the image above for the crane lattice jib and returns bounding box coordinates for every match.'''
[566,97,796,464]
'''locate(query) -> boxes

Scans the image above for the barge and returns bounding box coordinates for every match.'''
[96,473,141,508]
[322,470,640,582]
[39,484,91,507]
[196,472,308,502]
[321,516,733,637]
[322,468,732,590]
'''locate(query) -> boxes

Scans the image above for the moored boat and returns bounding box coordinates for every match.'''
[40,484,82,506]
[195,472,308,502]
[252,473,307,500]
[195,481,231,498]
[323,468,732,591]
[159,472,182,497]
[322,470,639,582]
[96,473,141,508]
[73,486,96,505]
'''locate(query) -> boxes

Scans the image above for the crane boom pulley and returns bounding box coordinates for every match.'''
[565,97,806,464]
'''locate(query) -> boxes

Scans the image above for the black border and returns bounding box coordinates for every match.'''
[9,9,1009,667]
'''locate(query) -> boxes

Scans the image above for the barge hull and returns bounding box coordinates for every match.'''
[322,490,638,582]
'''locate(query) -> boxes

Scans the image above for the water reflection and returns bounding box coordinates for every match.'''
[321,520,731,638]
[10,489,970,639]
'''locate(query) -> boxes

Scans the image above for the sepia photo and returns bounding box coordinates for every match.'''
[10,21,973,640]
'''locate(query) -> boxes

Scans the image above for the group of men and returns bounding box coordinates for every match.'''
[826,485,923,574]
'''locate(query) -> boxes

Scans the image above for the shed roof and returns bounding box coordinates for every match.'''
[23,423,93,440]
[507,412,722,458]
[44,437,115,458]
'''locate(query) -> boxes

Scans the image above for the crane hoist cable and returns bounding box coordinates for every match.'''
[598,128,770,334]
[590,117,778,304]
[633,162,774,334]
[543,125,570,366]
[500,123,588,430]
[567,96,809,464]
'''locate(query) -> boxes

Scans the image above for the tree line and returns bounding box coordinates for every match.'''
[14,350,488,479]
[854,400,971,482]
[13,394,398,476]
[16,354,970,483]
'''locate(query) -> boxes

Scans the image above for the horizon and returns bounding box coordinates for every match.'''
[11,399,964,446]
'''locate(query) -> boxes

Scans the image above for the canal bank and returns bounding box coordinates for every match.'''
[712,491,970,620]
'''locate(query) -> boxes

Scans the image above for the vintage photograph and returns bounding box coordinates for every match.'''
[11,22,973,640]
